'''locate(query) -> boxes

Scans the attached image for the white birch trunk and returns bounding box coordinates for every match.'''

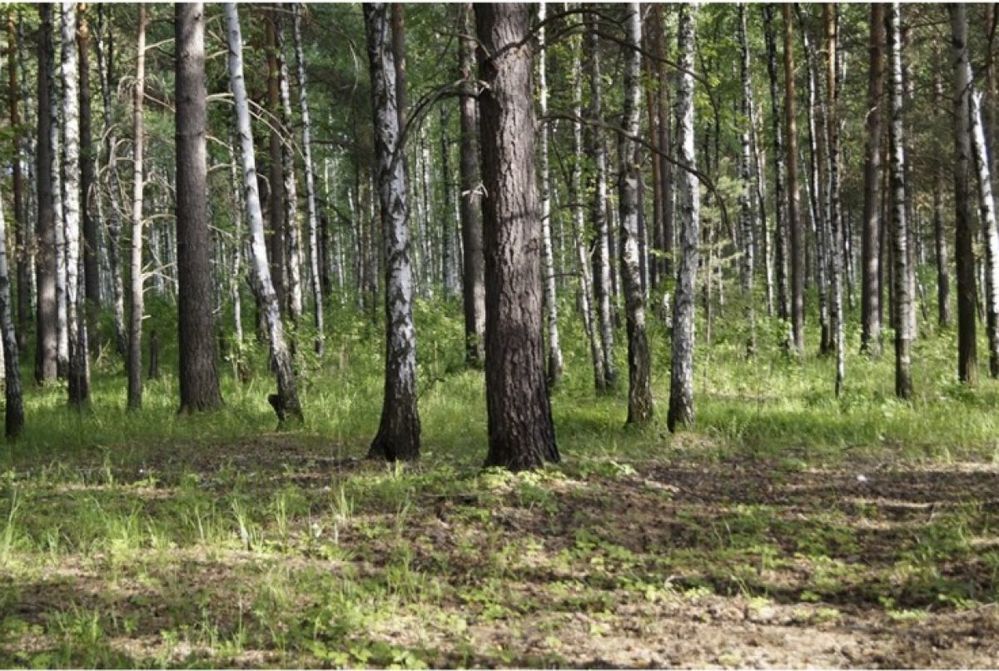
[971,89,999,377]
[224,2,303,423]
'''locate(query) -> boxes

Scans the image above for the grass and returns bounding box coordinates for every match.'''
[0,290,998,666]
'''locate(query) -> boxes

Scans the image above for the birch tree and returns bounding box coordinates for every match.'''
[668,3,699,433]
[762,5,789,323]
[738,4,756,356]
[825,4,845,396]
[62,2,89,407]
[783,4,805,355]
[617,2,652,424]
[292,3,324,355]
[0,189,23,438]
[35,4,58,384]
[537,1,563,386]
[970,89,999,378]
[889,2,913,398]
[364,2,421,461]
[127,4,145,410]
[224,2,303,424]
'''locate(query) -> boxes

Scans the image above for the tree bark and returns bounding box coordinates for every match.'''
[951,3,978,385]
[738,5,756,356]
[0,187,23,438]
[861,3,885,356]
[585,12,616,389]
[889,2,913,398]
[36,5,59,385]
[616,3,652,424]
[537,2,563,387]
[127,4,145,410]
[476,2,558,470]
[668,3,699,433]
[8,13,28,352]
[225,2,303,424]
[63,2,89,408]
[292,3,325,355]
[783,5,805,355]
[176,2,222,413]
[971,89,999,378]
[265,14,287,317]
[78,5,99,333]
[365,2,421,461]
[458,3,485,368]
[825,4,845,396]
[762,5,789,323]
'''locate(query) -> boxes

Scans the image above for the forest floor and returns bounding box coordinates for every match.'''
[2,300,999,667]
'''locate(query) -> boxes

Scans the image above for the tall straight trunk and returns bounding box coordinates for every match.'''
[476,2,558,470]
[176,2,222,413]
[750,97,774,316]
[458,3,485,367]
[571,18,604,391]
[971,89,999,378]
[825,4,845,396]
[617,2,651,424]
[738,5,756,356]
[35,5,58,384]
[537,2,563,386]
[951,4,978,385]
[274,12,303,330]
[365,2,421,461]
[127,4,145,410]
[585,12,615,388]
[0,187,23,438]
[292,4,324,355]
[889,3,913,398]
[799,13,830,355]
[62,2,89,407]
[861,3,885,355]
[668,3,698,433]
[762,5,789,323]
[656,8,674,281]
[265,15,287,316]
[225,2,302,424]
[643,8,663,291]
[783,4,805,355]
[439,107,458,298]
[8,14,28,351]
[95,4,126,357]
[933,69,952,328]
[53,13,67,379]
[78,6,99,324]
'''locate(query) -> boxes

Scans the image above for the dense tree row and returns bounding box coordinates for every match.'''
[1,3,998,470]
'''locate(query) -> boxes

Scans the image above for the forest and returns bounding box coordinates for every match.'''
[1,1,999,667]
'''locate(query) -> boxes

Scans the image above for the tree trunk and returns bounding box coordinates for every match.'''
[274,12,303,330]
[783,4,805,355]
[951,3,978,385]
[616,2,652,424]
[225,2,303,425]
[0,187,23,438]
[78,6,99,335]
[94,4,126,357]
[365,2,421,461]
[292,4,324,355]
[970,89,999,378]
[127,5,145,410]
[53,12,68,379]
[825,4,845,396]
[585,12,616,388]
[762,5,789,323]
[738,5,756,356]
[176,2,222,413]
[861,3,885,356]
[62,2,89,408]
[458,3,485,368]
[8,14,28,352]
[933,66,951,329]
[889,2,913,399]
[537,2,563,387]
[476,2,558,470]
[36,5,59,385]
[570,18,604,392]
[668,3,699,433]
[266,14,287,317]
